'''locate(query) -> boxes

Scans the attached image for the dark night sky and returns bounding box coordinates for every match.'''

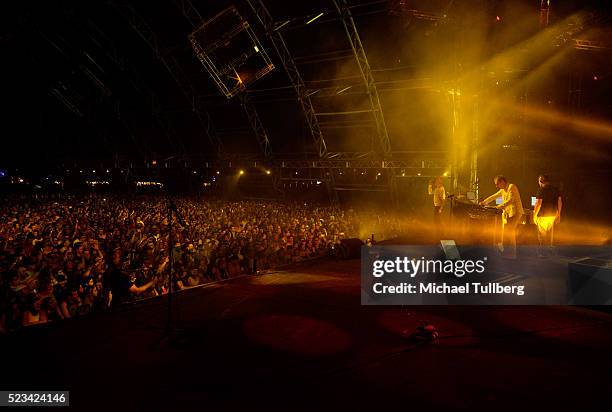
[1,0,610,172]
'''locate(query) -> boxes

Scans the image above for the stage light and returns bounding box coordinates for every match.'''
[189,6,275,98]
[306,12,324,25]
[593,75,598,80]
[92,170,96,173]
[443,172,449,177]
[216,171,220,175]
[152,160,157,166]
[496,16,501,21]
[106,169,110,173]
[266,170,271,175]
[239,170,245,175]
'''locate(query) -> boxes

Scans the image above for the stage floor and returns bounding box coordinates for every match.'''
[3,257,612,411]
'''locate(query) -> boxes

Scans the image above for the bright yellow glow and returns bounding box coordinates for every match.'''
[443,172,448,177]
[266,170,271,175]
[239,170,245,176]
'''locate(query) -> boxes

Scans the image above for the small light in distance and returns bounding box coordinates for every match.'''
[216,171,220,175]
[443,172,448,177]
[496,15,501,21]
[239,170,245,175]
[266,170,271,175]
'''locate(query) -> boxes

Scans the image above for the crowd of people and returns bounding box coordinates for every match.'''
[0,195,410,333]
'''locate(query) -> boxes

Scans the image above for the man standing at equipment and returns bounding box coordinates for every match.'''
[480,175,524,259]
[533,174,562,257]
[428,176,446,239]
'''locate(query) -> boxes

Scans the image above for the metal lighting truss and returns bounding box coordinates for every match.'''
[333,0,391,156]
[198,151,448,170]
[246,0,329,159]
[246,0,338,203]
[86,19,184,158]
[176,1,272,160]
[238,93,273,159]
[111,1,224,157]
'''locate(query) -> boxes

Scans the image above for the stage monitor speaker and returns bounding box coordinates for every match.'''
[189,6,275,98]
[568,258,612,304]
[337,238,365,259]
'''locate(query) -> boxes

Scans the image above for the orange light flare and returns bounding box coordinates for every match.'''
[476,119,610,162]
[356,214,611,246]
[453,12,589,85]
[486,99,612,142]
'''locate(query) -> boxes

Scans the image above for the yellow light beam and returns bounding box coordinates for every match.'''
[306,12,324,25]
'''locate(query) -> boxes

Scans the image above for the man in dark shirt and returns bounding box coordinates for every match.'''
[533,174,562,256]
[106,250,157,308]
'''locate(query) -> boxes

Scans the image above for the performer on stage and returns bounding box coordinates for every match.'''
[533,174,562,257]
[479,175,524,259]
[428,176,446,239]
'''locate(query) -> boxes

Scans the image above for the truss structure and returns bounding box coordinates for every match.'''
[87,19,189,157]
[246,0,339,202]
[196,151,447,170]
[246,0,329,159]
[175,0,274,160]
[111,1,224,157]
[238,93,273,159]
[333,0,391,156]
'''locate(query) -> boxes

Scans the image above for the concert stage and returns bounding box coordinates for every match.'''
[3,254,612,410]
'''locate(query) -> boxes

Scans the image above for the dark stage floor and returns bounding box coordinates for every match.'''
[3,256,612,411]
